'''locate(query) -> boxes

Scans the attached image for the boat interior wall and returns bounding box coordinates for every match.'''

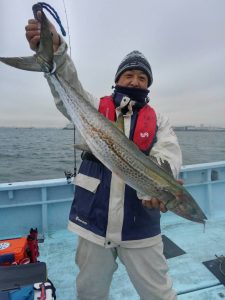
[0,161,225,238]
[0,179,74,238]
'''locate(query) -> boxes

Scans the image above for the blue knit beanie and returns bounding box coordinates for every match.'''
[115,50,153,87]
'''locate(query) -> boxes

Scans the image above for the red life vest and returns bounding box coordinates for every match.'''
[98,96,157,153]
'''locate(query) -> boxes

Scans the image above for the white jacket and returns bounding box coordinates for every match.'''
[44,40,183,248]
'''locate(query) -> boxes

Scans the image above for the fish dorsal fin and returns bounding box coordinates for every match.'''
[149,156,173,177]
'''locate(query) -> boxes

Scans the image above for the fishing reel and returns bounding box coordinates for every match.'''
[64,170,76,184]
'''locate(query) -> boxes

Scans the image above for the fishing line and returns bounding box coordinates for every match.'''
[62,0,72,57]
[61,0,77,179]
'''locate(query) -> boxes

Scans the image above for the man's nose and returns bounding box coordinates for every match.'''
[130,76,139,87]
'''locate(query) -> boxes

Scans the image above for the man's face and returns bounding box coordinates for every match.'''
[117,69,148,89]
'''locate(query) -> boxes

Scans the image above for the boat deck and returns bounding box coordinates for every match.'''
[1,161,225,299]
[38,218,225,299]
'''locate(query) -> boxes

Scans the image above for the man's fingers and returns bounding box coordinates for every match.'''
[177,179,184,185]
[25,22,40,42]
[159,202,168,213]
[28,19,39,25]
[151,198,160,208]
[27,36,40,51]
[25,29,40,40]
[142,198,168,213]
[25,30,40,41]
[25,24,41,32]
[142,198,160,209]
[142,200,152,209]
[25,19,41,51]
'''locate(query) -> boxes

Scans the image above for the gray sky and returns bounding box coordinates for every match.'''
[0,0,225,128]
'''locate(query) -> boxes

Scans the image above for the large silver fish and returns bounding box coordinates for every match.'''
[0,11,207,224]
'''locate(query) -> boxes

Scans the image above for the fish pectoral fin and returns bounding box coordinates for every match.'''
[161,193,175,209]
[0,56,42,72]
[149,155,173,177]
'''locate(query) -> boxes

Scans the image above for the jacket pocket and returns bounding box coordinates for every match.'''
[72,173,101,221]
[74,173,100,192]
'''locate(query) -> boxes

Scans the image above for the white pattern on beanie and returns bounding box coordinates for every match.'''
[115,50,153,87]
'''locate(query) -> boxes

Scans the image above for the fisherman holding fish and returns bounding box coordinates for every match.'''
[25,11,182,300]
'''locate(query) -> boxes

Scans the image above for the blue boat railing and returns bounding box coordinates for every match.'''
[0,161,225,238]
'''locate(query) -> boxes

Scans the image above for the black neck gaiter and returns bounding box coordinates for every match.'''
[112,85,149,139]
[114,85,149,102]
[112,85,150,114]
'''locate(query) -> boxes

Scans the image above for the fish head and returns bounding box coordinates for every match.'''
[167,187,208,224]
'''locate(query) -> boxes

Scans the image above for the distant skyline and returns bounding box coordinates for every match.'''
[1,0,225,128]
[1,123,225,130]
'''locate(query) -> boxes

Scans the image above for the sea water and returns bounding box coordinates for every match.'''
[0,127,225,183]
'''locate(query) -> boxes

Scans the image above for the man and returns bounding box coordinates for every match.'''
[26,12,182,300]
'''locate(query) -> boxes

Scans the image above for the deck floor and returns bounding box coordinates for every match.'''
[38,218,225,299]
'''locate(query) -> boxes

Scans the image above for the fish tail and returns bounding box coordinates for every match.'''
[0,11,53,73]
[0,56,42,72]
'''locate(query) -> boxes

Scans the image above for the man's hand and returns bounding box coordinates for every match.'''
[142,179,184,213]
[142,198,168,213]
[25,11,60,53]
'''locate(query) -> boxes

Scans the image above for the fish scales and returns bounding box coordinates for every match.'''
[50,74,171,195]
[48,75,191,209]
